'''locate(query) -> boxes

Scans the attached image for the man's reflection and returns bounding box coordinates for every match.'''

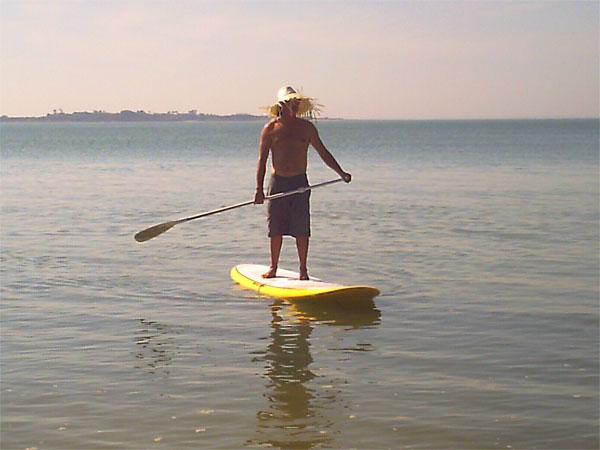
[247,298,380,448]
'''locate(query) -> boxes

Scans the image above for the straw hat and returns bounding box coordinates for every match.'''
[261,86,321,118]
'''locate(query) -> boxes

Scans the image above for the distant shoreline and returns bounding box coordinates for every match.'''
[0,111,594,123]
[0,110,265,123]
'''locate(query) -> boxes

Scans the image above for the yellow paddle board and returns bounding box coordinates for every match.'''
[230,264,380,300]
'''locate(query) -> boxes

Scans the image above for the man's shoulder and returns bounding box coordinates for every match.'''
[263,117,315,133]
[298,118,319,139]
[295,117,317,131]
[262,118,279,131]
[261,119,277,137]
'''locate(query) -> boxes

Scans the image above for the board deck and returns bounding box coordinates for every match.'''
[230,264,380,300]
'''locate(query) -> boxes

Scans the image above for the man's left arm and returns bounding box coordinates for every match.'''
[309,124,351,183]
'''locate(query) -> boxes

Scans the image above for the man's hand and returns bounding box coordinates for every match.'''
[254,189,265,204]
[341,172,352,183]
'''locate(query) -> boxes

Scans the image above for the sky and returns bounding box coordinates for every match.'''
[1,0,598,120]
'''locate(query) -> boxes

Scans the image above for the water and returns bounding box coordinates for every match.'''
[1,119,598,449]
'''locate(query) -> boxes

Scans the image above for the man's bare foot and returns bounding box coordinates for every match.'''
[262,267,277,279]
[299,268,309,280]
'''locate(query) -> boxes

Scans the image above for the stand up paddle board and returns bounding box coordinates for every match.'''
[231,264,380,300]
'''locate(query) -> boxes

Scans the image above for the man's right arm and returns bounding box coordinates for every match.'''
[254,123,272,204]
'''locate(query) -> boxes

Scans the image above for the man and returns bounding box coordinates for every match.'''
[254,86,351,280]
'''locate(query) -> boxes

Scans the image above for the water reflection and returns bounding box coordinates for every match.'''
[247,297,380,448]
[134,319,179,376]
[288,297,381,328]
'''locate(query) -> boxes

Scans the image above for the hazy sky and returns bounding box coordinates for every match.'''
[1,0,598,119]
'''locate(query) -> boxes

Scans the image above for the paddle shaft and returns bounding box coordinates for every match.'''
[135,178,343,242]
[180,178,342,224]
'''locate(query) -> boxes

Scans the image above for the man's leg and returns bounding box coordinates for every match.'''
[262,235,283,278]
[296,236,309,280]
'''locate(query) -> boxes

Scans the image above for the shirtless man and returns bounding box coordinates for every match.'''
[254,86,351,280]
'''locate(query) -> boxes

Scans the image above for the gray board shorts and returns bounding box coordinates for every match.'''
[267,173,311,238]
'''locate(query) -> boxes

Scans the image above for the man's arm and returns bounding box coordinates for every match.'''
[309,123,351,182]
[254,123,272,204]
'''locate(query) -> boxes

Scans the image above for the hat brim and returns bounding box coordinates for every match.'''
[261,93,321,118]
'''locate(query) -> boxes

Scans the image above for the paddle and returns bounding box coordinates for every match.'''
[134,178,344,243]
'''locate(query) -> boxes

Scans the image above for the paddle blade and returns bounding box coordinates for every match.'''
[134,221,178,242]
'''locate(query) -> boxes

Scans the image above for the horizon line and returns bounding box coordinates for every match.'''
[1,109,598,122]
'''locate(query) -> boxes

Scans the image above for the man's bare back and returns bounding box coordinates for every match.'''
[263,117,314,176]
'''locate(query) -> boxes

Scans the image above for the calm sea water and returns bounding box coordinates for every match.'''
[1,119,598,449]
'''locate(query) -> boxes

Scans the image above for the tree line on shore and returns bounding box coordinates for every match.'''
[0,109,263,122]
